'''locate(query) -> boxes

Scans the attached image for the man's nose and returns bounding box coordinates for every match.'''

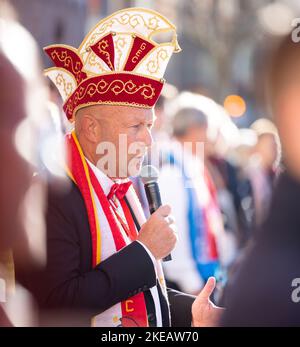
[140,127,153,148]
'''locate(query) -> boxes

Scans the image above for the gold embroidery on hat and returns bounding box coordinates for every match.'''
[146,48,169,74]
[44,67,77,101]
[64,79,157,121]
[71,79,155,101]
[79,8,177,56]
[119,13,159,30]
[114,36,127,70]
[50,50,83,83]
[97,39,114,71]
[55,73,74,98]
[87,52,107,71]
[46,8,180,122]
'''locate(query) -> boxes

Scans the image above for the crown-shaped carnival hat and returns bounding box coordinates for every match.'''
[44,7,181,122]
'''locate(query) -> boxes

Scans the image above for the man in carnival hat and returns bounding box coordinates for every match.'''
[41,7,223,327]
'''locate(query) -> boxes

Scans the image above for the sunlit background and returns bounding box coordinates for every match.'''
[1,0,300,327]
[9,0,300,129]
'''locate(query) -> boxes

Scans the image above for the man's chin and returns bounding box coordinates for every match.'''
[127,158,144,177]
[96,157,144,178]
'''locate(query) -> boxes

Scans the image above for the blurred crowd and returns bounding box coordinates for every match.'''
[1,0,300,326]
[133,86,280,300]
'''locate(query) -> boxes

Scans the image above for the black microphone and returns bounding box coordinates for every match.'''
[140,165,172,262]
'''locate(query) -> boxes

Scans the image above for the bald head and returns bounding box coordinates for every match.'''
[75,104,113,137]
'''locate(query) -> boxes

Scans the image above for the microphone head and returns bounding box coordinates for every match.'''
[140,165,159,184]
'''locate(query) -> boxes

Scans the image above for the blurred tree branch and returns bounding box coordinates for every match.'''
[178,0,270,100]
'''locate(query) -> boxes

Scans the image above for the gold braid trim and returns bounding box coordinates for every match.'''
[67,101,152,122]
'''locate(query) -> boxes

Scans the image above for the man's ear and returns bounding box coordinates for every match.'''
[81,114,101,143]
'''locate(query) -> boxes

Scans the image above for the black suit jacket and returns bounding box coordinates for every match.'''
[23,175,194,327]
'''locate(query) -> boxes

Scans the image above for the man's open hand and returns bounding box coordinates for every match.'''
[192,277,225,327]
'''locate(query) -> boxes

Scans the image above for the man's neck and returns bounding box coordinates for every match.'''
[77,135,99,168]
[85,156,129,182]
[78,136,129,181]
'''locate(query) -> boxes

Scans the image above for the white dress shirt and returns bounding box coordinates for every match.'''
[86,159,162,326]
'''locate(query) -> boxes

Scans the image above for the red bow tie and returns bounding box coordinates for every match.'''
[107,181,132,201]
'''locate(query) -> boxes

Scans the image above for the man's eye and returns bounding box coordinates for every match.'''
[131,124,139,129]
[147,124,153,129]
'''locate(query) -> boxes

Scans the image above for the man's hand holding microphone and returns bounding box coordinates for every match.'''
[137,204,177,261]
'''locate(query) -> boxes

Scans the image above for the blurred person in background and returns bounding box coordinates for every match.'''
[159,104,225,295]
[0,0,48,326]
[0,48,27,328]
[247,118,280,227]
[151,84,179,143]
[221,32,300,326]
[205,118,255,251]
[228,128,257,247]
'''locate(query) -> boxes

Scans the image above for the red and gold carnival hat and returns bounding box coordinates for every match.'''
[44,7,181,122]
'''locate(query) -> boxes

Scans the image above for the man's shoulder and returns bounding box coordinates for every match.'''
[34,171,85,213]
[41,171,90,241]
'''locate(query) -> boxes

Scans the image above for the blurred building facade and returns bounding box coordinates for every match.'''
[10,0,300,127]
